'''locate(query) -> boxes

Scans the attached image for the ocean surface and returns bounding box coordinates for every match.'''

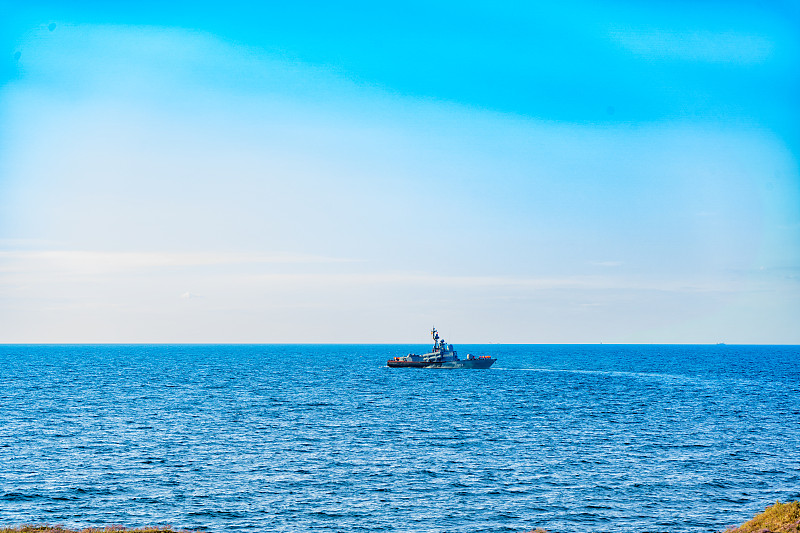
[1,344,799,533]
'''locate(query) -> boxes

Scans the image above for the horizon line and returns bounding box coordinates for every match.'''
[1,342,796,346]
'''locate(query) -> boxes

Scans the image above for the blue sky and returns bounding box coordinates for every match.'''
[1,1,799,343]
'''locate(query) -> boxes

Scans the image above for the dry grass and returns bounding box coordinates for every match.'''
[0,525,194,533]
[725,501,800,533]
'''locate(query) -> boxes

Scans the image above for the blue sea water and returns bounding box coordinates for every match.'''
[1,344,799,533]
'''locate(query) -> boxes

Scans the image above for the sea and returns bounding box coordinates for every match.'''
[1,344,798,533]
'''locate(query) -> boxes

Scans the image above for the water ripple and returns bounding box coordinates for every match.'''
[0,344,798,532]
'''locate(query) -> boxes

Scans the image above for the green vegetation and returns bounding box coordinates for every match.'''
[725,501,800,533]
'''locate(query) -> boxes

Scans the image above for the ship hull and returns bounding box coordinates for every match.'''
[387,358,495,369]
[387,360,439,368]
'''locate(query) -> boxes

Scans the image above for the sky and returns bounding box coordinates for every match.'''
[1,1,799,343]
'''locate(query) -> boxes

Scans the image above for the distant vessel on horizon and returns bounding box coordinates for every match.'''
[387,327,496,369]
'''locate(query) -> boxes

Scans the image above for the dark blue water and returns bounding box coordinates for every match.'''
[1,344,799,532]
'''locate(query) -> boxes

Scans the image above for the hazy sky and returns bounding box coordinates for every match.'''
[1,1,799,343]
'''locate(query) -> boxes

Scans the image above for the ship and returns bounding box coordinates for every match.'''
[387,327,496,369]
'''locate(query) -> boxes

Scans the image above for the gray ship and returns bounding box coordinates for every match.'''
[388,327,496,369]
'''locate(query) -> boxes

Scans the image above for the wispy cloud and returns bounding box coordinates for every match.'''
[0,239,62,249]
[0,250,353,275]
[590,261,624,268]
[233,271,745,295]
[0,257,568,291]
[608,28,774,64]
[0,250,752,294]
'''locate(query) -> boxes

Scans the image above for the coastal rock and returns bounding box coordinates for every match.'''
[724,501,800,533]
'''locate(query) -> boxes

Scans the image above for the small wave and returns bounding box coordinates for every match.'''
[131,496,162,504]
[70,486,126,496]
[309,510,347,518]
[499,367,707,385]
[188,510,246,518]
[1,491,43,501]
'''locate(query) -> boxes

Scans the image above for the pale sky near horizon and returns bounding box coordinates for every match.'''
[1,1,799,343]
